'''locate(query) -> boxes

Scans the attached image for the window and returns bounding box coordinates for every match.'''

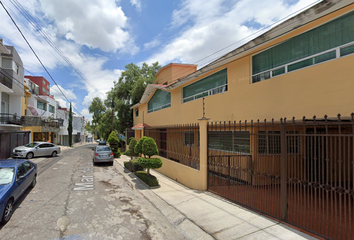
[135,108,139,117]
[252,10,354,83]
[37,101,46,110]
[184,132,195,146]
[24,161,34,172]
[208,131,250,154]
[147,89,171,113]
[49,105,55,113]
[17,164,27,179]
[258,131,300,154]
[1,93,10,114]
[1,58,13,69]
[183,69,227,103]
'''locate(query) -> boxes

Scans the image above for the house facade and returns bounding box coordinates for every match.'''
[0,41,30,158]
[21,78,61,143]
[131,1,354,239]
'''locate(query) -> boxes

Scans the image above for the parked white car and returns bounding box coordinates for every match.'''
[12,142,61,159]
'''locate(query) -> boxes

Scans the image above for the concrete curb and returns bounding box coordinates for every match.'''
[114,157,214,240]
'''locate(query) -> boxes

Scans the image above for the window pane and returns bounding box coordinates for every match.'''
[1,58,12,69]
[147,89,171,113]
[252,10,354,74]
[252,71,270,83]
[183,69,227,101]
[340,44,354,57]
[272,67,285,77]
[288,58,313,72]
[314,51,336,64]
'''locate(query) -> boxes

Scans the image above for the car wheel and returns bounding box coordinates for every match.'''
[26,152,34,159]
[30,175,37,188]
[2,199,14,224]
[51,151,57,157]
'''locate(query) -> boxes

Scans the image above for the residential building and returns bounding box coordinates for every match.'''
[73,116,85,143]
[21,78,61,143]
[130,1,354,239]
[56,105,70,146]
[24,76,51,96]
[0,41,30,158]
[0,41,25,130]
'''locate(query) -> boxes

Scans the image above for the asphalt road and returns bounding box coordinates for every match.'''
[0,144,186,240]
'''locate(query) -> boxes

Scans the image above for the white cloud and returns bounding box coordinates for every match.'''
[130,0,142,12]
[38,0,135,53]
[144,0,320,67]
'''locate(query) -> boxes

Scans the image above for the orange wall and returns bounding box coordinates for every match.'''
[155,64,197,85]
[134,5,354,126]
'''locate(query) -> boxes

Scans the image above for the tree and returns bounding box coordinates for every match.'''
[128,137,137,160]
[137,137,162,175]
[89,97,106,125]
[134,136,147,157]
[67,103,73,147]
[106,62,161,132]
[107,131,120,158]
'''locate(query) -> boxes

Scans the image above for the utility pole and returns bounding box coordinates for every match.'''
[111,99,114,132]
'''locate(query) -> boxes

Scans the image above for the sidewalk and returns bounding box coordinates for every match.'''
[115,155,318,240]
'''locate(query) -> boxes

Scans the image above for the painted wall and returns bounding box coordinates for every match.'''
[155,63,197,85]
[134,4,354,127]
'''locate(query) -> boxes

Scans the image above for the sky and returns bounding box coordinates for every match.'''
[0,0,321,122]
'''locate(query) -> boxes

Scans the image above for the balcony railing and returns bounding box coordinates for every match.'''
[0,113,21,124]
[0,75,12,89]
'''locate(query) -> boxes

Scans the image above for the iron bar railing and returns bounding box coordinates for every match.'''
[207,114,354,240]
[144,123,200,170]
[0,113,21,124]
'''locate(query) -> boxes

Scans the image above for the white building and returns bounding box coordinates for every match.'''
[0,41,25,131]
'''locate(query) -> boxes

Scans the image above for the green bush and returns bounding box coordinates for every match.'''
[137,157,162,169]
[142,137,159,158]
[124,160,144,172]
[135,171,159,187]
[134,136,147,157]
[107,131,119,144]
[114,149,121,158]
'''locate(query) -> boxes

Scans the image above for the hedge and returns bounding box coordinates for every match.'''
[123,160,144,172]
[135,171,159,187]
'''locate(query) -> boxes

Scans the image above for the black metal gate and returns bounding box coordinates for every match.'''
[0,131,30,159]
[208,116,354,240]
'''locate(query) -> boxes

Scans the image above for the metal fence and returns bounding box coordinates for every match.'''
[207,115,354,240]
[144,124,200,169]
[0,131,30,159]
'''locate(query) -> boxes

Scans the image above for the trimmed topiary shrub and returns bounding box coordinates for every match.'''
[114,149,121,158]
[142,137,159,158]
[134,136,147,157]
[128,137,138,160]
[135,171,159,187]
[124,160,144,172]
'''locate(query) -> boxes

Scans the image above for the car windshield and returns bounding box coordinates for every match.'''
[0,167,15,185]
[25,142,39,148]
[97,146,111,152]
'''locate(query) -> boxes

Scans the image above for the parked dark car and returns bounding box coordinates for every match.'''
[0,159,37,224]
[12,142,61,159]
[98,141,106,145]
[93,145,114,165]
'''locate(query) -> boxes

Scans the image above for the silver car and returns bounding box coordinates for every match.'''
[12,142,61,159]
[93,145,114,165]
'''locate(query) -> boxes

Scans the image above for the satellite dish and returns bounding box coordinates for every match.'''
[27,105,39,116]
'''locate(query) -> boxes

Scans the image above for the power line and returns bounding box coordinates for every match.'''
[0,0,83,116]
[142,0,323,87]
[8,0,100,93]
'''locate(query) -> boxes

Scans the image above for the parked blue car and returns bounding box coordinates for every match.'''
[0,159,37,224]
